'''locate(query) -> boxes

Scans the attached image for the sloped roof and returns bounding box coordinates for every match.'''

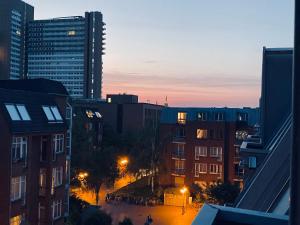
[0,78,68,96]
[0,88,67,134]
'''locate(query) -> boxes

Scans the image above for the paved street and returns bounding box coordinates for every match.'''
[102,202,199,225]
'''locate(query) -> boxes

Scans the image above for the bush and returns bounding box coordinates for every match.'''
[83,210,112,225]
[119,217,134,225]
[206,181,240,205]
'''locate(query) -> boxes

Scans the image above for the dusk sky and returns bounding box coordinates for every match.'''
[26,0,294,107]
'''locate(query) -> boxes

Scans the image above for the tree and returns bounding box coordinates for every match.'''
[67,195,90,225]
[71,112,119,205]
[119,217,134,225]
[206,181,240,205]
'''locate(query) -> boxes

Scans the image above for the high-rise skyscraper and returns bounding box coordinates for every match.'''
[0,0,34,80]
[27,12,105,99]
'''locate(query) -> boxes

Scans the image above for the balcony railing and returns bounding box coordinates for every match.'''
[172,136,186,143]
[171,151,186,159]
[172,169,185,176]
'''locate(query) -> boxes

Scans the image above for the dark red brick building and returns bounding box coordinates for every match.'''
[159,107,259,189]
[0,79,71,225]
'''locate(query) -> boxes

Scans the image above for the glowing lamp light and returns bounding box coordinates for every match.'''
[180,186,187,194]
[119,158,129,166]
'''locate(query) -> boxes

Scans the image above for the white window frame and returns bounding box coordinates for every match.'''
[175,160,185,170]
[215,112,224,121]
[52,167,63,187]
[195,146,207,159]
[195,163,207,177]
[209,164,222,174]
[210,147,222,157]
[11,136,27,161]
[175,143,185,156]
[53,134,64,154]
[11,176,26,201]
[52,200,62,220]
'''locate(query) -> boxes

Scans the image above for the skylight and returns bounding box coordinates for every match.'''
[5,104,31,121]
[42,106,55,121]
[50,106,63,121]
[16,105,31,120]
[42,106,63,122]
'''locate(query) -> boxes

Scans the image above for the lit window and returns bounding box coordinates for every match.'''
[10,215,22,225]
[11,176,26,201]
[5,104,21,120]
[52,167,63,187]
[175,160,185,170]
[196,129,207,139]
[16,105,31,120]
[107,97,112,103]
[195,146,207,159]
[11,136,27,161]
[195,163,207,177]
[209,164,222,174]
[95,112,102,118]
[67,30,76,36]
[177,112,187,124]
[52,200,62,219]
[53,134,64,154]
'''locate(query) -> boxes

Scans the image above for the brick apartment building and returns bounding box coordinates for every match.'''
[0,79,72,225]
[72,94,164,134]
[159,107,259,188]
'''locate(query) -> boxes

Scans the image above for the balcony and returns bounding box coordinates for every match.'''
[171,169,185,176]
[171,151,186,160]
[172,136,185,143]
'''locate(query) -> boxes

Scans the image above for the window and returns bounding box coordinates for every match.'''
[249,156,257,168]
[195,163,207,177]
[174,143,185,157]
[50,106,62,120]
[214,112,224,121]
[42,106,63,122]
[67,30,76,36]
[236,130,248,140]
[11,136,27,161]
[5,104,31,121]
[107,97,112,103]
[195,146,207,159]
[177,112,187,124]
[237,112,248,122]
[210,147,222,158]
[40,169,47,188]
[176,127,185,137]
[209,164,222,174]
[11,176,26,201]
[52,200,62,219]
[53,134,64,154]
[52,167,63,187]
[197,112,207,121]
[10,215,22,225]
[175,160,185,170]
[196,129,207,139]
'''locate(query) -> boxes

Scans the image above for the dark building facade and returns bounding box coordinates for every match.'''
[72,95,164,135]
[0,79,72,225]
[235,48,293,215]
[0,0,34,80]
[159,107,259,188]
[27,12,105,99]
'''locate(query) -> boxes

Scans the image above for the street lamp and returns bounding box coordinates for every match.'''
[180,186,187,215]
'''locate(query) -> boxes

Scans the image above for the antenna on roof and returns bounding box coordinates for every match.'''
[164,96,168,107]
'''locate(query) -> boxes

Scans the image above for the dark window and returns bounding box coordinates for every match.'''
[198,112,207,121]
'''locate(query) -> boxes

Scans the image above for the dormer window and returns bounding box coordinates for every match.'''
[42,106,62,122]
[177,112,187,124]
[5,104,31,121]
[214,112,224,121]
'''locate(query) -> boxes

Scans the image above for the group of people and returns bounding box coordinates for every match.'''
[144,215,153,225]
[105,193,159,206]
